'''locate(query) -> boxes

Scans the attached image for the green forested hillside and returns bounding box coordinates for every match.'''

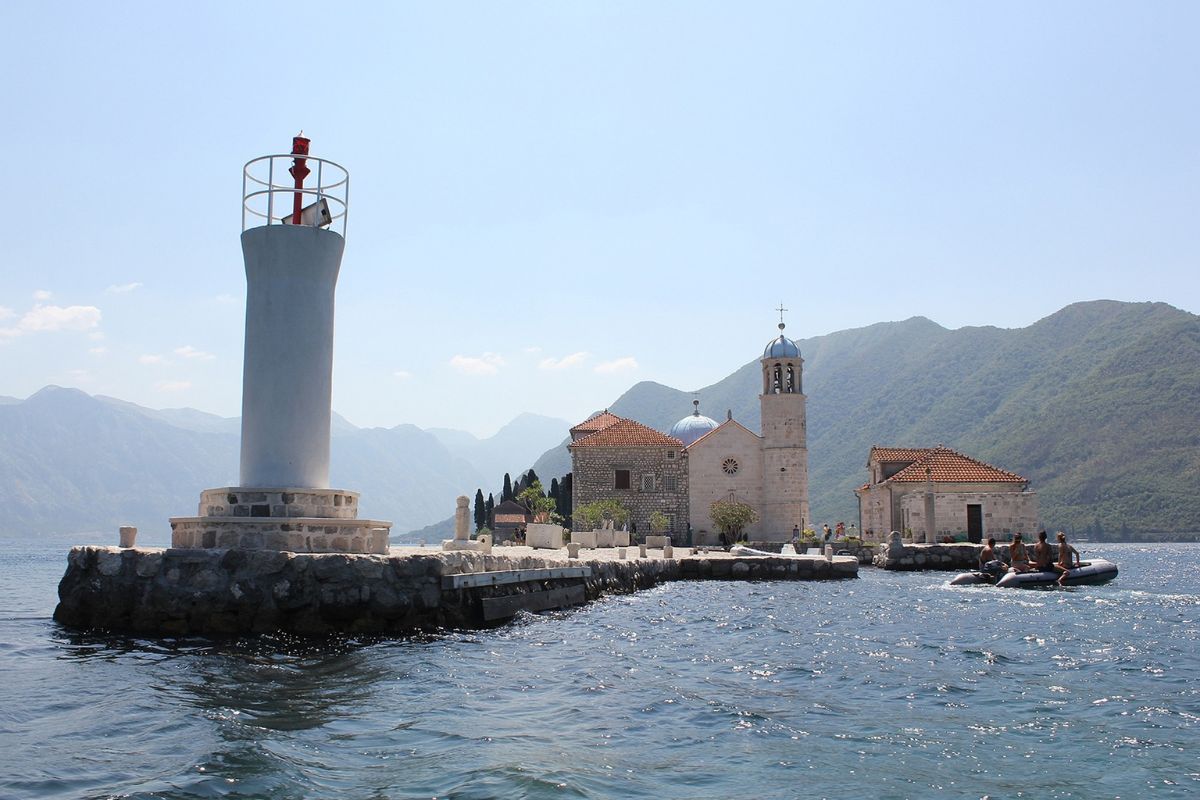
[533,301,1200,536]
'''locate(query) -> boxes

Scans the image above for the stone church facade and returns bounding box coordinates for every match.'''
[569,322,810,545]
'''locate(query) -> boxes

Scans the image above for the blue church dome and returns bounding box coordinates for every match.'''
[763,322,801,359]
[669,400,720,447]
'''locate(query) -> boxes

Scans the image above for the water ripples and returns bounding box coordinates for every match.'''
[2,543,1199,798]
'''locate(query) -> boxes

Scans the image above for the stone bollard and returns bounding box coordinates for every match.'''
[118,526,137,548]
[663,543,673,559]
[567,542,580,559]
[618,547,626,560]
[639,544,647,558]
[825,544,834,562]
[477,533,493,554]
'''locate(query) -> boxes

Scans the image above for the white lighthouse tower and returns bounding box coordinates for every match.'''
[170,137,391,554]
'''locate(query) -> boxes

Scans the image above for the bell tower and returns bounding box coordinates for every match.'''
[758,307,810,538]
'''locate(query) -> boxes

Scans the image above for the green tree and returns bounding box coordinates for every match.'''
[502,473,513,503]
[524,468,541,492]
[575,499,630,530]
[559,473,573,523]
[485,493,495,528]
[709,499,759,545]
[473,489,485,532]
[517,480,559,523]
[649,510,669,534]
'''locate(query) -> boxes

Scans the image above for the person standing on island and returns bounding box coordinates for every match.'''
[1031,530,1054,572]
[822,524,832,543]
[1008,532,1032,573]
[1053,531,1081,585]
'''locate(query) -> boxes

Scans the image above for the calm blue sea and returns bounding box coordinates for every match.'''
[1,536,1197,799]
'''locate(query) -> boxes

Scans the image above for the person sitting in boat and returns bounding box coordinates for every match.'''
[979,537,1004,578]
[1031,531,1054,572]
[1008,533,1032,573]
[1053,532,1081,585]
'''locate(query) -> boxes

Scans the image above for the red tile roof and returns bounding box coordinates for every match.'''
[884,446,1027,483]
[570,410,622,434]
[569,418,683,448]
[870,446,934,463]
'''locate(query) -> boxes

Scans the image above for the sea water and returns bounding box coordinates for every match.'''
[1,536,1197,799]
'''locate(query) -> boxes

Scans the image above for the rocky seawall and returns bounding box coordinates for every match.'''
[873,542,982,571]
[54,546,856,636]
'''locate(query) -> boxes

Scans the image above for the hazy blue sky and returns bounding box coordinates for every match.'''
[1,2,1196,436]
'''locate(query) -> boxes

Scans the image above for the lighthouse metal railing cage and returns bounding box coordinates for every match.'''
[241,153,350,237]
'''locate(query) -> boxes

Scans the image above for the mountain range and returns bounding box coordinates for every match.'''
[4,300,1196,541]
[0,388,567,539]
[531,300,1200,536]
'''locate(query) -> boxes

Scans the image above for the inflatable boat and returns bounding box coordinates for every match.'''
[950,559,1118,588]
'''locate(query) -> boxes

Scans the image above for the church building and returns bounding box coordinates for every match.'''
[569,320,810,545]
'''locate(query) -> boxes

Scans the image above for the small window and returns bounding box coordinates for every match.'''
[641,474,655,492]
[666,450,676,460]
[615,470,631,490]
[664,475,677,492]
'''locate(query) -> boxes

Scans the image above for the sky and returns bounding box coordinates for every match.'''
[1,2,1196,437]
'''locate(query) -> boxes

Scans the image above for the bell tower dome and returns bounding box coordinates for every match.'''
[758,307,810,536]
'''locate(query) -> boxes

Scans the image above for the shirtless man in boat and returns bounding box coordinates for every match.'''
[979,537,1004,580]
[1031,531,1054,572]
[1052,531,1081,586]
[1008,532,1032,573]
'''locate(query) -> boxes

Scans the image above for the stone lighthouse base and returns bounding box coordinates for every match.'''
[170,487,390,555]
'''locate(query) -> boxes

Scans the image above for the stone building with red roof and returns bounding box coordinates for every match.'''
[854,446,1038,543]
[568,415,690,539]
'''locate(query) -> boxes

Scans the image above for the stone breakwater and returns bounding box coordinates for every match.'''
[873,542,982,571]
[54,546,857,636]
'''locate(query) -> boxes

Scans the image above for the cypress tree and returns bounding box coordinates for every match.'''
[486,493,495,529]
[473,489,485,531]
[525,468,541,494]
[502,473,514,503]
[559,472,573,521]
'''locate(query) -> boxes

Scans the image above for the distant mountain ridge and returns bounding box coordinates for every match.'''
[0,389,568,537]
[532,300,1200,535]
[428,413,570,486]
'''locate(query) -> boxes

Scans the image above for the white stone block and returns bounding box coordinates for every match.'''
[614,531,630,547]
[595,529,615,548]
[570,530,597,548]
[526,523,565,550]
[645,535,670,548]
